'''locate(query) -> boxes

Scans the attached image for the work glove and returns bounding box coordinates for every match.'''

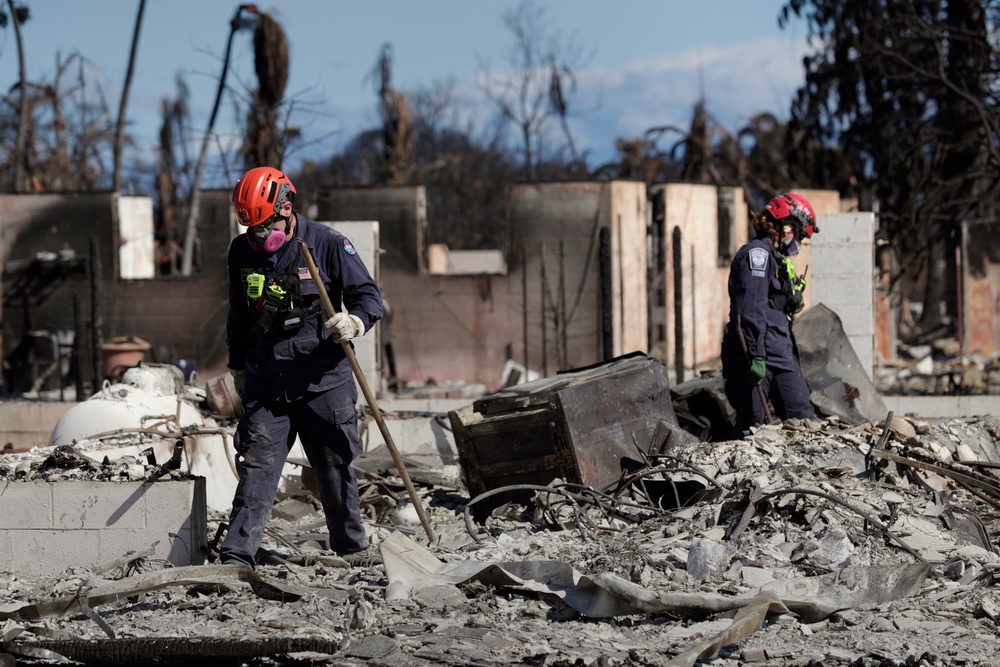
[324,312,364,343]
[748,357,766,385]
[229,368,245,395]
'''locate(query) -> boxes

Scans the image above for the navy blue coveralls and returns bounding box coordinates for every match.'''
[221,215,383,567]
[721,236,815,435]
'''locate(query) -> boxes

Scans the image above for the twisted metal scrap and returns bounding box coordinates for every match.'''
[463,482,674,543]
[756,486,925,562]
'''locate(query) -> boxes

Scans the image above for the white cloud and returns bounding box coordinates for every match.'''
[571,36,811,164]
[288,36,812,172]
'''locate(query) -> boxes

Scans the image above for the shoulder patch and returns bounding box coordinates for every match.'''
[748,247,768,277]
[343,238,356,256]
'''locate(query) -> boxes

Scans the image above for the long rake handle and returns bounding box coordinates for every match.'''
[297,238,435,543]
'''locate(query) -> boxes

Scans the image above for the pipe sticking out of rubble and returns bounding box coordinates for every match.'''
[672,226,684,383]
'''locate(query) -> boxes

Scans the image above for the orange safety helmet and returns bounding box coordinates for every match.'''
[232,166,296,228]
[763,193,818,238]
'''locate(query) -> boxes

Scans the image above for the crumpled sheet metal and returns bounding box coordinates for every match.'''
[665,591,788,667]
[0,565,302,621]
[381,532,931,622]
[761,562,931,623]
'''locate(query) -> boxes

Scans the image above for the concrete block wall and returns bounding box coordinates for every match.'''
[115,189,234,379]
[1,190,236,390]
[510,181,648,374]
[810,212,876,380]
[964,221,1000,356]
[316,186,426,274]
[0,478,207,576]
[608,181,649,357]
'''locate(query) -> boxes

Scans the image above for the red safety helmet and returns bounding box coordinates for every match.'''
[763,193,818,238]
[232,166,296,227]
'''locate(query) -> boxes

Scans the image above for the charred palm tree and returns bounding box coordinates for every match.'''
[241,10,288,170]
[371,44,413,185]
[5,0,29,192]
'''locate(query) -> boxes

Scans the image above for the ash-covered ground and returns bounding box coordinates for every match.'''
[2,414,1000,666]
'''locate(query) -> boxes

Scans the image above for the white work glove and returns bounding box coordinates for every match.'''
[324,312,364,343]
[229,368,244,395]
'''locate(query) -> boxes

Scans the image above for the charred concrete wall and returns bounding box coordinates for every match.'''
[1,191,235,394]
[317,181,647,391]
[114,190,234,379]
[965,221,999,356]
[315,186,426,274]
[1,193,117,393]
[510,181,648,374]
[659,184,738,371]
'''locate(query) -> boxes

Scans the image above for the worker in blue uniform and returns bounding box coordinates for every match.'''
[721,193,818,436]
[221,166,383,568]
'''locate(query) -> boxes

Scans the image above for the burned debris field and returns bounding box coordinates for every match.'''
[2,361,999,666]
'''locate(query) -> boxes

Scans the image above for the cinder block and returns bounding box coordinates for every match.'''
[53,481,148,530]
[0,529,103,576]
[0,478,206,576]
[813,275,871,303]
[0,480,53,529]
[810,245,872,277]
[814,212,873,244]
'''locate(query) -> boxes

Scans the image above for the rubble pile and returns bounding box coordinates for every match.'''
[2,415,1000,666]
[876,341,1000,395]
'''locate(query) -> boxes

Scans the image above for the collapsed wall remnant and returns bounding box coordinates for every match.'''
[0,475,207,577]
[796,303,888,423]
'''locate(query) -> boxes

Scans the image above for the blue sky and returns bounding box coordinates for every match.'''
[0,1,809,186]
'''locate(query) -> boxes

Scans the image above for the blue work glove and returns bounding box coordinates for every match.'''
[748,357,766,385]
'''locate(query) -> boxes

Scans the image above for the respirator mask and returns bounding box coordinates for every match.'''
[247,216,288,253]
[780,225,801,256]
